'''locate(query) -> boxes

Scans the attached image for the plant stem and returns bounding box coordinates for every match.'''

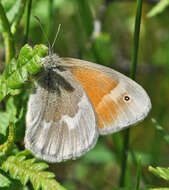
[135,156,141,190]
[119,128,130,186]
[130,0,143,80]
[0,3,15,65]
[24,0,32,44]
[119,0,143,187]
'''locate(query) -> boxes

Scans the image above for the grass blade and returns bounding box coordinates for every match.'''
[120,0,143,187]
[23,0,32,44]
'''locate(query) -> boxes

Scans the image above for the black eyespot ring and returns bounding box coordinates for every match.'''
[124,95,130,102]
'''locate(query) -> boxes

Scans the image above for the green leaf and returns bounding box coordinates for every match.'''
[147,0,169,18]
[1,153,67,190]
[33,44,49,58]
[17,44,34,67]
[7,44,48,89]
[6,97,17,121]
[0,44,48,101]
[0,173,11,187]
[0,123,15,155]
[149,166,169,181]
[6,66,29,88]
[3,58,17,79]
[0,112,10,136]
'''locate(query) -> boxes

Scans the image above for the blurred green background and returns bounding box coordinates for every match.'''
[1,0,169,189]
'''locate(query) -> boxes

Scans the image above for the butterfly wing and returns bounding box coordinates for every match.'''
[61,58,151,135]
[25,69,98,162]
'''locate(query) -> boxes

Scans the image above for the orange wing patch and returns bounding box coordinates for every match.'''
[71,67,119,129]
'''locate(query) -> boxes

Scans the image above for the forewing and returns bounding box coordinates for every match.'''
[25,69,98,162]
[61,58,151,135]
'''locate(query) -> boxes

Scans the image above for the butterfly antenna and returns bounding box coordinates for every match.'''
[51,24,61,50]
[34,16,52,54]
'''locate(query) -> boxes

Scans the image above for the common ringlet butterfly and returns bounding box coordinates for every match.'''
[25,20,151,162]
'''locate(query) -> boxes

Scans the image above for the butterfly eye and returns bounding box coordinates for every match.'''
[123,95,131,102]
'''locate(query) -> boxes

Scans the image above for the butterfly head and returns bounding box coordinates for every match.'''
[41,54,62,71]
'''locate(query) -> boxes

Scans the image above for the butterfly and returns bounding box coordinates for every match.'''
[24,54,151,163]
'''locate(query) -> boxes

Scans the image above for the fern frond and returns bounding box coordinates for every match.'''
[1,154,66,190]
[0,44,48,101]
[149,166,169,182]
[0,123,14,156]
